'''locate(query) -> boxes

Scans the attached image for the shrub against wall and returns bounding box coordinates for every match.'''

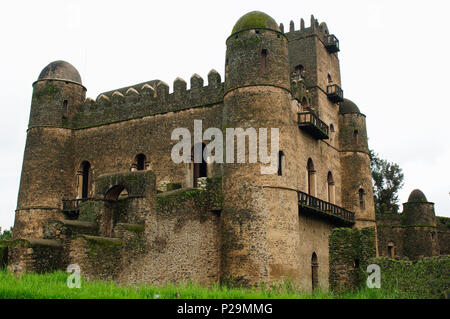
[369,256,450,299]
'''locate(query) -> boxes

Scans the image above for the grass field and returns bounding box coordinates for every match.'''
[0,269,407,299]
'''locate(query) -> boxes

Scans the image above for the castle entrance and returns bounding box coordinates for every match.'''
[103,185,127,237]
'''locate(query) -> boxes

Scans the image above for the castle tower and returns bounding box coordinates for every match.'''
[402,189,439,258]
[285,16,342,120]
[221,11,301,286]
[14,61,86,239]
[338,99,376,229]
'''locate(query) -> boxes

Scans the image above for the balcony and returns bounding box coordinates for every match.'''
[324,34,340,53]
[298,191,355,226]
[298,112,329,140]
[326,84,344,103]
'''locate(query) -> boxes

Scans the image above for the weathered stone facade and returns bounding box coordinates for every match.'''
[7,11,382,291]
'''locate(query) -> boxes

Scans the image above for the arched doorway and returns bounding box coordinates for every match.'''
[79,161,90,199]
[103,185,127,237]
[311,252,319,291]
[192,143,207,187]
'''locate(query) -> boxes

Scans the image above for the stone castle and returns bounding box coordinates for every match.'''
[2,11,449,291]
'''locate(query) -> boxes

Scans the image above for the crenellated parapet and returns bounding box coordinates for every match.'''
[70,70,224,128]
[281,14,334,43]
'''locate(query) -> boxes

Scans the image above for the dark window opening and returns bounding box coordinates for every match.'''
[353,259,360,269]
[261,49,268,74]
[81,161,90,199]
[307,158,315,195]
[62,100,68,119]
[136,153,146,171]
[359,188,365,210]
[278,151,284,176]
[327,172,335,203]
[353,130,359,145]
[327,73,333,84]
[330,124,335,133]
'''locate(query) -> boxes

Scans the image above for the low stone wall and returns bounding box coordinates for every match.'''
[371,256,450,299]
[68,235,123,281]
[6,239,63,273]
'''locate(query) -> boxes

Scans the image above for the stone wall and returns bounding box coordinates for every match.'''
[329,227,376,292]
[437,217,450,255]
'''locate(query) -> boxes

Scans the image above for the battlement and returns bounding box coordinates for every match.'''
[70,70,224,129]
[280,15,335,44]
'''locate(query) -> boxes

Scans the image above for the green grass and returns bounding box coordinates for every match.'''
[0,269,404,299]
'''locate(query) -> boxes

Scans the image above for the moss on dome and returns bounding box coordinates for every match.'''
[231,11,280,34]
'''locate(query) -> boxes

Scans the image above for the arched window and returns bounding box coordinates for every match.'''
[353,130,359,145]
[311,252,319,290]
[135,154,146,171]
[81,161,90,199]
[193,143,207,187]
[301,96,309,106]
[387,242,395,258]
[278,151,284,176]
[327,172,335,204]
[359,188,365,210]
[327,73,333,84]
[329,124,335,144]
[261,49,268,74]
[294,64,304,79]
[307,158,316,196]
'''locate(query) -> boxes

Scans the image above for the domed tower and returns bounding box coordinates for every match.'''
[402,189,439,258]
[221,12,300,286]
[338,99,376,229]
[14,61,86,239]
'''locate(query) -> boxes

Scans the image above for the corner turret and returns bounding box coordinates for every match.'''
[29,61,86,128]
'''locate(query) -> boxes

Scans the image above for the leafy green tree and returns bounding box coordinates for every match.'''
[0,227,12,240]
[369,150,404,214]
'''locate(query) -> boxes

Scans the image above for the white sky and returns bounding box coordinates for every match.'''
[0,0,449,229]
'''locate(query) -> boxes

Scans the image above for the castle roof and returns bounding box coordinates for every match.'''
[232,11,280,34]
[408,189,428,202]
[37,60,82,85]
[339,98,361,114]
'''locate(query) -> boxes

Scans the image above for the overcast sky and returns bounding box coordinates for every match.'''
[0,0,449,229]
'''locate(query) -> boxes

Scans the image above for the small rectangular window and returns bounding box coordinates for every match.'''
[278,151,284,176]
[62,100,68,119]
[261,49,268,74]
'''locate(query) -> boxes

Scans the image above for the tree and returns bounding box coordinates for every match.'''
[0,226,12,240]
[369,150,404,214]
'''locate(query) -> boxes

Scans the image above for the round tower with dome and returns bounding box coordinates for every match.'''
[14,61,86,239]
[221,11,302,286]
[338,98,376,229]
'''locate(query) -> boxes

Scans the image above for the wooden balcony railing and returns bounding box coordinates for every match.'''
[326,84,344,103]
[324,34,340,53]
[298,112,329,140]
[298,190,355,225]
